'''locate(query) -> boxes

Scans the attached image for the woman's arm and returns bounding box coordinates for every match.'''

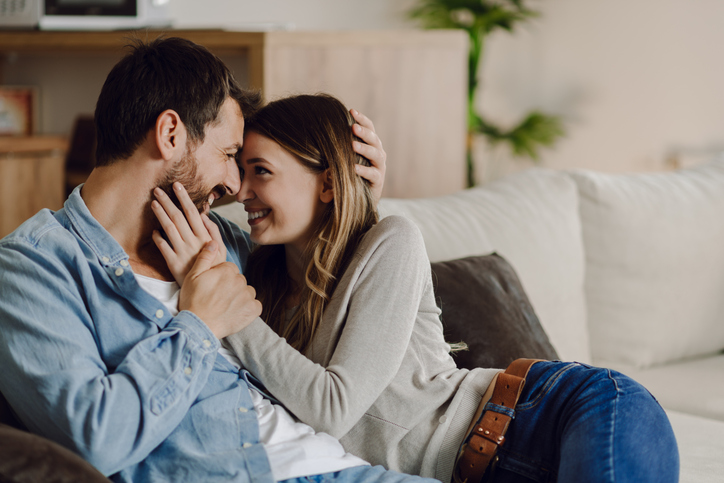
[226,216,433,438]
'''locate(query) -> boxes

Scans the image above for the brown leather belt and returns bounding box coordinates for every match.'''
[454,358,542,483]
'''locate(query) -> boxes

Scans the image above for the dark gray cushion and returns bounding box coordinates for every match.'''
[431,253,559,370]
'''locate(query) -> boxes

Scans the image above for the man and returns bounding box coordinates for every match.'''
[0,37,434,483]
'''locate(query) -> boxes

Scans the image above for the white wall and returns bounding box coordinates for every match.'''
[477,0,724,181]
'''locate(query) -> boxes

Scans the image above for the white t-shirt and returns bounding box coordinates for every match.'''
[135,274,368,481]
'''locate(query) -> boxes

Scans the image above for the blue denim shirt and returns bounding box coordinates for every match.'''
[0,187,275,483]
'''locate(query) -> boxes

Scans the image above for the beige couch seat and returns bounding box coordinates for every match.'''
[620,353,724,422]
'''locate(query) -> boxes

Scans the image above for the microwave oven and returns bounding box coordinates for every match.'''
[0,0,172,30]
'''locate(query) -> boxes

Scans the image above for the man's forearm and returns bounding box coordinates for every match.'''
[0,267,219,476]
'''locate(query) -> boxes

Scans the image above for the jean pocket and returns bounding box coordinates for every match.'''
[515,362,579,411]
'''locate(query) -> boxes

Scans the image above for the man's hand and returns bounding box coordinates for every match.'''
[350,109,386,204]
[179,241,261,339]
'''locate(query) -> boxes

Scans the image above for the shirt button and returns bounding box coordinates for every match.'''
[203,340,212,348]
[439,415,447,424]
[115,268,124,277]
[120,259,129,267]
[242,442,253,449]
[101,256,110,263]
[238,407,248,413]
[155,309,164,319]
[184,367,192,375]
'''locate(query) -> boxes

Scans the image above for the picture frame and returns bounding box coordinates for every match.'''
[0,86,38,136]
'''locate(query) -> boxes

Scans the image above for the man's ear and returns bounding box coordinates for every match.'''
[320,170,334,204]
[155,109,187,161]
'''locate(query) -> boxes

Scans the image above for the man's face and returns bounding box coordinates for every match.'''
[157,98,245,212]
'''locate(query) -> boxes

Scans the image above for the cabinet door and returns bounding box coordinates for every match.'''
[260,31,468,199]
[1,148,65,238]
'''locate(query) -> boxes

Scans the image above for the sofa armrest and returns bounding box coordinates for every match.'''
[0,423,111,482]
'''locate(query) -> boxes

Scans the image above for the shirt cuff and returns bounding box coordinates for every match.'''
[169,310,221,352]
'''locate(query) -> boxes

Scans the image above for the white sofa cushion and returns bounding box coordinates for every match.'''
[614,353,724,422]
[570,159,724,368]
[379,168,589,363]
[666,409,724,483]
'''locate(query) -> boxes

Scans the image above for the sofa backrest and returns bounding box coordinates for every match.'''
[569,157,724,369]
[378,169,590,363]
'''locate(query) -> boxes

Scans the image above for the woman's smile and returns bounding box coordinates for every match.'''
[247,209,271,225]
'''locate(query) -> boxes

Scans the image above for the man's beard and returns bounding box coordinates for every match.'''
[157,149,225,214]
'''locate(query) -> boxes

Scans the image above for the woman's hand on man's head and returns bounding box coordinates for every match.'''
[350,109,386,204]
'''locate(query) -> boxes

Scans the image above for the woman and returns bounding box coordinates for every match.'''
[152,94,678,482]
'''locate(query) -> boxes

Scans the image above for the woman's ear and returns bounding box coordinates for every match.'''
[319,169,335,204]
[155,109,187,162]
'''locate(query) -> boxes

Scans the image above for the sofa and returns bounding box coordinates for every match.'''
[220,157,724,482]
[2,159,722,482]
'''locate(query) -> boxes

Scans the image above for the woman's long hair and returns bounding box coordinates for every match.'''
[244,94,379,353]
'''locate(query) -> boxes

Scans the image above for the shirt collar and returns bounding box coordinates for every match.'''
[63,184,129,267]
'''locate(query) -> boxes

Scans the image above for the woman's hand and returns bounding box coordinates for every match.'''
[350,109,387,204]
[151,183,227,286]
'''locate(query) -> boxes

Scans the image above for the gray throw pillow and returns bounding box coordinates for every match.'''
[431,253,559,370]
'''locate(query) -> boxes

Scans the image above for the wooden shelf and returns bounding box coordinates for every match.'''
[0,135,67,153]
[0,29,264,53]
[0,29,466,53]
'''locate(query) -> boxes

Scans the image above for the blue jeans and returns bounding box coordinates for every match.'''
[486,362,679,482]
[281,466,438,483]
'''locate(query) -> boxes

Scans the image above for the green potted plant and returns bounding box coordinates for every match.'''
[410,0,565,186]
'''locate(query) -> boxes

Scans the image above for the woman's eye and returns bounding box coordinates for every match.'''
[256,167,271,175]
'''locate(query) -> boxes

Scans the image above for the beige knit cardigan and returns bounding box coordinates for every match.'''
[227,216,499,482]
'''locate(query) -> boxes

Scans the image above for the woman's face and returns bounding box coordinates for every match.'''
[237,131,329,253]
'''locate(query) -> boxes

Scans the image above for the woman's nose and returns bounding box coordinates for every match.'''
[237,176,254,203]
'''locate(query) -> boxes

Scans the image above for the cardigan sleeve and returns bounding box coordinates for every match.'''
[225,216,433,438]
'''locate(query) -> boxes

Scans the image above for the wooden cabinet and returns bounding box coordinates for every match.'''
[0,29,467,209]
[0,137,67,238]
[253,31,468,199]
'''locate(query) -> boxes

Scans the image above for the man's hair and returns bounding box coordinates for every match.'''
[94,37,262,166]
